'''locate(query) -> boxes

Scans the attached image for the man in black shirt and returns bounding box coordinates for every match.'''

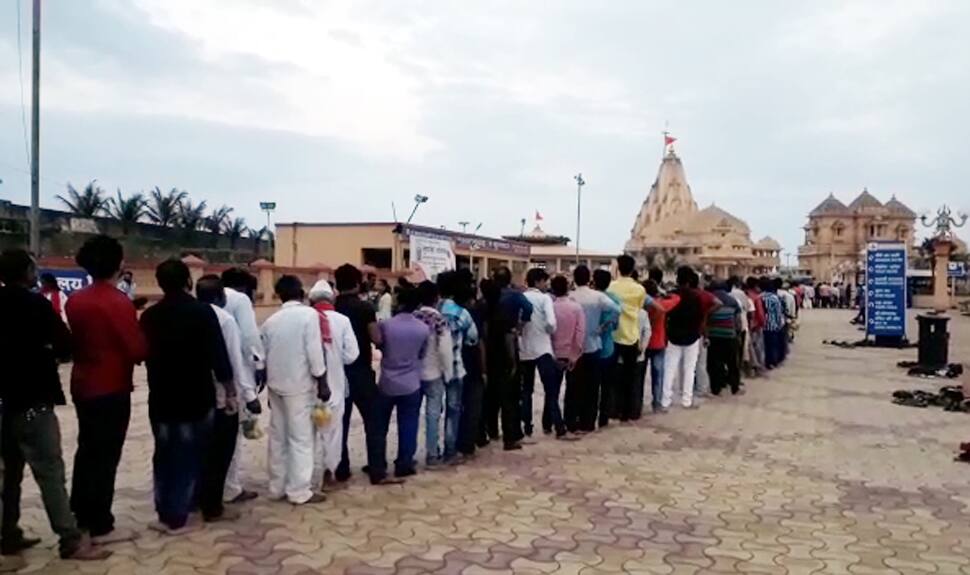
[0,250,107,561]
[332,264,382,483]
[140,260,233,534]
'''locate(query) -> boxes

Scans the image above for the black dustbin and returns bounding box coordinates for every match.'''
[916,314,950,369]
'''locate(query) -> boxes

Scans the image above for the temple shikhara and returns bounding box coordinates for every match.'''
[625,145,780,278]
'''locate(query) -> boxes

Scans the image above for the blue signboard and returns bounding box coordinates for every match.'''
[37,268,92,295]
[865,242,907,338]
[949,261,967,278]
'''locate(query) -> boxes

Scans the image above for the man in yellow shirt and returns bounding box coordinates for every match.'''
[607,255,649,422]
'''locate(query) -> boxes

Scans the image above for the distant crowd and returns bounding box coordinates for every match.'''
[0,239,808,567]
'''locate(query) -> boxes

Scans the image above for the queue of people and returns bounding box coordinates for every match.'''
[0,240,802,568]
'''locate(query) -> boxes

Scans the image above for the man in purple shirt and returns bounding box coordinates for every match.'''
[370,286,430,484]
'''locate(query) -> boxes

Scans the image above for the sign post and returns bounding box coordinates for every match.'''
[865,242,907,343]
[409,231,455,280]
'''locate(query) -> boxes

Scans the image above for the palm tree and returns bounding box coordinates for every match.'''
[204,205,234,234]
[108,189,146,233]
[178,199,208,231]
[661,252,681,274]
[146,187,187,227]
[57,181,108,217]
[252,226,273,255]
[225,217,248,248]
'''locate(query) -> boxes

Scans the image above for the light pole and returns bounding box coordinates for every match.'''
[407,194,429,224]
[29,0,41,255]
[574,173,585,264]
[259,201,276,257]
[458,221,469,233]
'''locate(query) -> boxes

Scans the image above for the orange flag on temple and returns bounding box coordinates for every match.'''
[664,134,677,146]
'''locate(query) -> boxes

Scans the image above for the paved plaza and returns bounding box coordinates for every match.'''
[12,309,970,574]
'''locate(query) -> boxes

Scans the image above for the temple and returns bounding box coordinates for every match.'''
[797,189,917,282]
[625,147,779,278]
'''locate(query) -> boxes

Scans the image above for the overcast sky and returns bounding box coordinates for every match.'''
[1,0,969,255]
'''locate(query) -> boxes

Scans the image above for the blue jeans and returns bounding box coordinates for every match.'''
[424,377,465,462]
[646,349,665,411]
[519,354,563,434]
[151,412,213,529]
[370,389,422,481]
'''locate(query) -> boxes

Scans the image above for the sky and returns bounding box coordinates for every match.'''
[1,0,969,256]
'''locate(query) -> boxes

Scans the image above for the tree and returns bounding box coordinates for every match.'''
[204,205,234,234]
[108,189,146,233]
[252,226,273,255]
[178,199,208,231]
[225,217,248,248]
[57,181,108,217]
[146,187,187,227]
[661,252,681,273]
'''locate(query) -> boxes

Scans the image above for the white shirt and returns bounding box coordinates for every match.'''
[211,305,259,403]
[261,301,326,396]
[779,289,797,319]
[637,308,652,361]
[730,287,753,333]
[519,288,557,361]
[318,309,359,407]
[225,287,265,370]
[377,293,393,322]
[416,306,455,382]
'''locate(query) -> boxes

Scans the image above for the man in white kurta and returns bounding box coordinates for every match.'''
[260,276,327,505]
[221,270,267,503]
[308,280,360,489]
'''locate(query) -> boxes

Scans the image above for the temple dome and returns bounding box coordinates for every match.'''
[683,205,751,236]
[809,193,850,216]
[755,236,782,250]
[885,195,916,218]
[848,188,883,211]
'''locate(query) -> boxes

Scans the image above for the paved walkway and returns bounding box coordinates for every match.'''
[14,309,970,574]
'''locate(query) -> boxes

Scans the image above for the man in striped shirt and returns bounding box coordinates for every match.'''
[705,281,742,396]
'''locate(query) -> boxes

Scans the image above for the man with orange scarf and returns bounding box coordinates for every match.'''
[307,280,359,492]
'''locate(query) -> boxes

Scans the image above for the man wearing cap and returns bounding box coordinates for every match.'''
[307,280,359,491]
[260,275,328,505]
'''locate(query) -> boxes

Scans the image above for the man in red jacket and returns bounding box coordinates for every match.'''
[65,236,147,545]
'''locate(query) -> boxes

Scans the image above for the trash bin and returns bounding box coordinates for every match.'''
[916,314,950,369]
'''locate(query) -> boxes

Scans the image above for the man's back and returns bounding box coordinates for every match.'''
[66,281,147,401]
[608,277,647,346]
[519,289,555,360]
[335,293,376,370]
[379,314,430,396]
[571,286,617,354]
[140,292,230,422]
[224,287,264,369]
[0,285,70,410]
[261,302,326,396]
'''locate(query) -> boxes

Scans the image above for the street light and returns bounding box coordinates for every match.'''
[574,173,585,263]
[458,221,469,233]
[259,201,276,256]
[407,194,429,224]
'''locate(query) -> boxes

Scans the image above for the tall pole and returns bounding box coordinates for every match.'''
[574,173,585,264]
[29,0,41,255]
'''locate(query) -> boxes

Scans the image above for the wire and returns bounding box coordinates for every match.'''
[15,0,31,174]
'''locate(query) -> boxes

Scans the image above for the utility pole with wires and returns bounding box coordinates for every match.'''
[29,0,41,255]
